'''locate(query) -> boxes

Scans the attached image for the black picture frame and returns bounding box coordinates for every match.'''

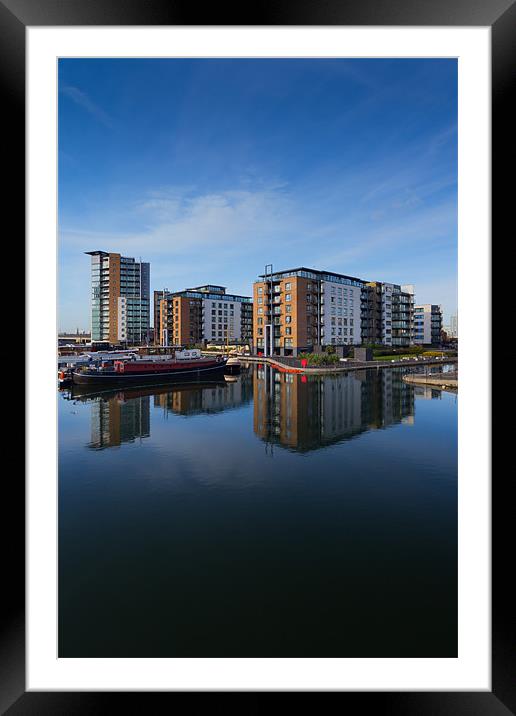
[4,0,508,711]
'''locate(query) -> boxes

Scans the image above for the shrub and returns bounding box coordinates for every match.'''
[372,345,424,357]
[299,352,340,367]
[423,350,457,357]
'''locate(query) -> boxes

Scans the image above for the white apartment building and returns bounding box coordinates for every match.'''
[321,278,362,346]
[158,284,253,346]
[413,304,443,345]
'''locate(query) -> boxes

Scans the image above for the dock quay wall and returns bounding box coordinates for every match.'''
[402,372,458,388]
[241,355,458,375]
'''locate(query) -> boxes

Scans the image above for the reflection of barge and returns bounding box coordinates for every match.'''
[72,350,227,387]
[68,378,229,402]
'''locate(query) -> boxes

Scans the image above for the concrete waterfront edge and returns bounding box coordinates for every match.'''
[244,355,458,375]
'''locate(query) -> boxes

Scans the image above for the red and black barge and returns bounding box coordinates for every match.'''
[72,352,227,387]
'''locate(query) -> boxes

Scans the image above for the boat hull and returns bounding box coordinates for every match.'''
[72,361,227,386]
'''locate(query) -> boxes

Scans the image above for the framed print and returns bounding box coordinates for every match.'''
[3,0,511,711]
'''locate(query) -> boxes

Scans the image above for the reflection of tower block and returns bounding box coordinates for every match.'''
[354,347,373,362]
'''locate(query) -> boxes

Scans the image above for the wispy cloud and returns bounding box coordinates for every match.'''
[60,85,113,128]
[61,184,298,256]
[59,182,302,315]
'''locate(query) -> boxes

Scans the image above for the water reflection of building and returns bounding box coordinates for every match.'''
[78,373,254,449]
[413,385,443,400]
[253,366,415,452]
[154,374,253,416]
[360,368,416,429]
[88,394,151,449]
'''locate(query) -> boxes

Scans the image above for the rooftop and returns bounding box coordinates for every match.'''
[168,289,252,303]
[257,266,365,286]
[187,284,227,294]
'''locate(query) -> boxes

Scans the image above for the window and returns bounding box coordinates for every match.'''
[285,294,292,302]
[285,282,291,290]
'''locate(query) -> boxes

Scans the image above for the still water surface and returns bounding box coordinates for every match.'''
[59,364,457,657]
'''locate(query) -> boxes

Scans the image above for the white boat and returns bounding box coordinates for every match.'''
[225,354,241,375]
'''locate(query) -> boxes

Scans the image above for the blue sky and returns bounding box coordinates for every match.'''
[58,58,457,331]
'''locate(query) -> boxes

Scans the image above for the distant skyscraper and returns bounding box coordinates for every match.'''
[450,313,458,339]
[86,251,150,344]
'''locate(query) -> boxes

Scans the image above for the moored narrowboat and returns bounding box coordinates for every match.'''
[72,349,227,386]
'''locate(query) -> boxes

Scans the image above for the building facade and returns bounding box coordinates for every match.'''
[413,304,443,345]
[361,282,414,347]
[87,251,150,344]
[153,289,171,344]
[253,267,364,356]
[58,330,91,347]
[158,285,253,346]
[252,267,414,355]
